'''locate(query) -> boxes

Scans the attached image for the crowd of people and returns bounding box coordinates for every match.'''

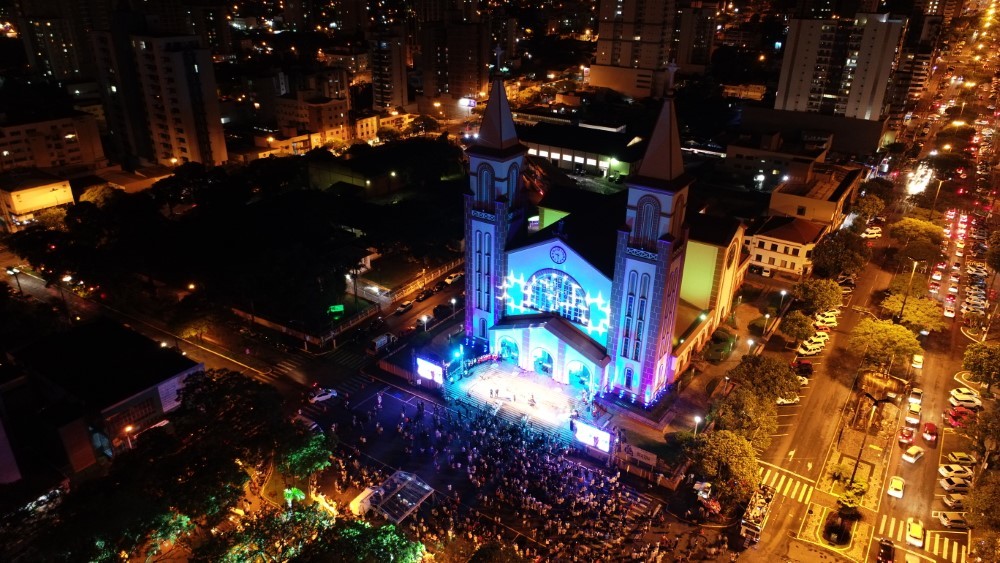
[324,388,675,561]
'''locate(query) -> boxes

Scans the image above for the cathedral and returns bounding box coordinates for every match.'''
[461,70,745,407]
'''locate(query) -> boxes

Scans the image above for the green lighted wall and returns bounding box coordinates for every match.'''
[680,242,718,310]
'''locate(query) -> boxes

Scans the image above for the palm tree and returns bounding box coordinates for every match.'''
[283,487,306,509]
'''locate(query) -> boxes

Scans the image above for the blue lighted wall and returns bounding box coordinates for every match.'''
[502,242,613,347]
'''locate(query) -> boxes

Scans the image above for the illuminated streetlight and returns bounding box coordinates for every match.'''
[187,283,196,291]
[123,425,135,450]
[765,313,771,333]
[693,416,702,437]
[747,339,755,353]
[421,315,429,332]
[779,289,788,310]
[5,266,22,295]
[451,298,457,315]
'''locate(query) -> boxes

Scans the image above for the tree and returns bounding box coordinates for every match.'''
[283,487,306,509]
[792,278,843,314]
[970,530,1000,563]
[725,355,800,402]
[377,127,401,142]
[690,430,759,507]
[963,342,1000,394]
[406,114,439,135]
[80,184,124,208]
[879,294,947,333]
[779,310,815,342]
[852,195,885,223]
[848,318,923,366]
[811,231,869,277]
[887,217,943,245]
[278,432,334,479]
[967,473,1000,529]
[986,244,1000,275]
[961,403,1000,467]
[711,387,779,449]
[887,272,931,297]
[861,178,896,204]
[900,238,943,265]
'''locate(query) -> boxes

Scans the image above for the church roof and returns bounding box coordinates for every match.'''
[491,313,610,367]
[633,95,685,184]
[470,78,522,156]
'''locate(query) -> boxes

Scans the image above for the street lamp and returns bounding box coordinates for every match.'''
[693,416,702,437]
[764,313,771,334]
[747,339,755,353]
[849,394,892,486]
[779,289,787,310]
[897,259,921,322]
[58,274,73,321]
[421,315,429,332]
[451,298,457,315]
[928,178,944,219]
[6,266,22,295]
[123,425,135,450]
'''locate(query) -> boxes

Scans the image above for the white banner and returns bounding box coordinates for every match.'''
[622,444,657,466]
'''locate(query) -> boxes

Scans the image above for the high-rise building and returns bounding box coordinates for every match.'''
[184,0,234,58]
[371,34,409,111]
[774,14,905,121]
[94,12,227,169]
[676,2,717,73]
[16,0,114,80]
[0,112,106,174]
[418,21,488,116]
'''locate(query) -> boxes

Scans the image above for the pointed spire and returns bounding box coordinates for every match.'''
[635,62,685,182]
[475,77,520,152]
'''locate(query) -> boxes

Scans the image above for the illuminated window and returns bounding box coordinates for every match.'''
[526,269,587,324]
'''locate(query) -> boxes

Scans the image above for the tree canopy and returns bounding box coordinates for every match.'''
[725,355,800,402]
[710,387,779,449]
[847,318,923,366]
[852,195,885,223]
[963,342,1000,393]
[810,230,870,277]
[792,278,843,314]
[968,473,1000,530]
[887,217,944,246]
[778,310,815,342]
[879,294,947,333]
[690,430,759,508]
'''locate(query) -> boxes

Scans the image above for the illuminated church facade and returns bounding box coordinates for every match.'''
[462,71,746,407]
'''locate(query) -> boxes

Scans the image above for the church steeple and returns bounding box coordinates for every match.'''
[475,77,520,152]
[635,63,685,183]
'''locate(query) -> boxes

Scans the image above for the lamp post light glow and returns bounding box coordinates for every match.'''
[6,266,22,295]
[765,313,771,333]
[693,416,702,437]
[123,425,134,450]
[747,339,755,353]
[451,298,457,314]
[779,289,787,310]
[422,315,429,332]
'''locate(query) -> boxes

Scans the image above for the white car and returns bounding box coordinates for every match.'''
[932,270,944,281]
[906,518,924,548]
[887,476,905,499]
[949,395,983,409]
[908,388,923,405]
[902,446,924,463]
[814,317,839,329]
[944,305,956,318]
[905,403,922,425]
[796,342,824,356]
[911,354,924,369]
[939,465,974,479]
[943,493,967,509]
[939,512,970,529]
[939,477,972,493]
[308,387,338,403]
[947,452,977,465]
[948,285,960,294]
[809,332,830,343]
[951,387,980,399]
[777,394,801,405]
[861,228,882,239]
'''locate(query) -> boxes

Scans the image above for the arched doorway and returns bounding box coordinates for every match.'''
[566,361,591,390]
[532,348,553,376]
[499,337,519,363]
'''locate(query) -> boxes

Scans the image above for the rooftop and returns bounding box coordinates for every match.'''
[775,164,862,203]
[0,169,66,193]
[747,216,826,245]
[516,122,646,162]
[688,213,742,248]
[12,319,200,410]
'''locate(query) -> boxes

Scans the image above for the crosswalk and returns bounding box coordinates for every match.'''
[758,466,814,504]
[329,347,369,370]
[876,514,967,563]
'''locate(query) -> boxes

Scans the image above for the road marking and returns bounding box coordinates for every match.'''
[783,478,793,496]
[798,485,811,503]
[790,481,800,498]
[953,540,959,562]
[803,486,813,505]
[757,460,817,484]
[879,514,887,535]
[775,474,787,492]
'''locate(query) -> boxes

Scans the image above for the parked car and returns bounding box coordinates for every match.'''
[394,300,414,314]
[939,464,973,479]
[415,289,433,302]
[777,394,801,406]
[912,354,924,369]
[939,477,972,493]
[908,388,923,405]
[905,403,922,425]
[791,359,814,377]
[939,512,970,529]
[923,423,938,443]
[796,342,824,356]
[947,452,977,465]
[949,395,983,409]
[898,427,915,445]
[943,493,967,509]
[444,272,463,285]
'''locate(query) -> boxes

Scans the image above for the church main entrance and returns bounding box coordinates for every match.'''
[498,337,519,363]
[531,348,553,376]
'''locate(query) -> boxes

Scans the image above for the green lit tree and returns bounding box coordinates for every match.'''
[283,487,306,509]
[279,432,334,480]
[967,472,1000,530]
[887,217,944,245]
[811,230,869,277]
[852,195,885,223]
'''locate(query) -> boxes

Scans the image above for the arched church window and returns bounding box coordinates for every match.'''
[635,196,660,246]
[525,269,588,324]
[477,165,494,204]
[507,165,519,203]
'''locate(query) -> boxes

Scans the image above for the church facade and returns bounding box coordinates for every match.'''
[461,72,736,407]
